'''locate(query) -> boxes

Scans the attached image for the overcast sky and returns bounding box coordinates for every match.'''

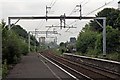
[0,0,119,44]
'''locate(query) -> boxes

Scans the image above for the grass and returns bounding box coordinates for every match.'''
[106,53,120,61]
[76,51,120,62]
[51,49,62,56]
[41,48,120,62]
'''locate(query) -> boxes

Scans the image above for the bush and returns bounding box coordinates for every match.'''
[2,59,8,78]
[2,28,28,64]
[86,48,98,58]
[2,29,21,64]
[76,29,98,54]
[95,26,120,54]
[106,53,120,61]
[19,40,28,55]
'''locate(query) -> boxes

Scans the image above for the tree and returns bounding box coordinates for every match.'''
[59,42,65,47]
[114,14,120,30]
[94,26,120,54]
[12,25,28,39]
[76,8,120,60]
[97,8,120,29]
[1,19,6,29]
[2,24,31,64]
[2,29,22,64]
[106,26,120,53]
[59,42,66,53]
[76,26,98,54]
[89,8,120,31]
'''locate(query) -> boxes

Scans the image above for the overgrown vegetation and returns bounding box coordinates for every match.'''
[59,42,67,54]
[1,20,39,77]
[76,8,120,61]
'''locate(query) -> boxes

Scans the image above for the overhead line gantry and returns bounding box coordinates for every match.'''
[8,4,106,56]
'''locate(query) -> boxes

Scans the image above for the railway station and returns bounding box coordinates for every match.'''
[1,0,120,80]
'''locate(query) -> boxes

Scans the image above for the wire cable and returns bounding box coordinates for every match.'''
[85,0,114,16]
[66,0,91,30]
[51,0,57,8]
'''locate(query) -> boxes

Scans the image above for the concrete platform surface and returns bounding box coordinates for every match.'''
[5,53,74,80]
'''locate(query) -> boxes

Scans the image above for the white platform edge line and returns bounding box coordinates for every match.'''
[39,53,79,80]
[41,60,62,80]
[63,53,120,64]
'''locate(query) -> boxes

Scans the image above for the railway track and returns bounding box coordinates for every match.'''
[40,52,120,80]
[63,54,120,78]
[63,53,120,74]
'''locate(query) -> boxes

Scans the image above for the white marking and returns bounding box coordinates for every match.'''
[39,53,79,80]
[41,60,62,80]
[63,53,120,64]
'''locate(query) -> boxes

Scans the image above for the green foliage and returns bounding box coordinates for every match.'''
[76,8,120,61]
[106,26,120,53]
[2,59,8,78]
[106,53,120,61]
[12,25,28,39]
[11,25,39,47]
[30,35,39,46]
[1,19,6,29]
[2,29,22,64]
[51,49,62,56]
[114,14,120,30]
[2,22,32,64]
[95,33,102,53]
[89,8,120,31]
[59,42,65,47]
[59,42,67,54]
[97,8,120,29]
[76,25,98,54]
[95,26,120,54]
[1,21,40,78]
[19,40,29,55]
[59,47,66,54]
